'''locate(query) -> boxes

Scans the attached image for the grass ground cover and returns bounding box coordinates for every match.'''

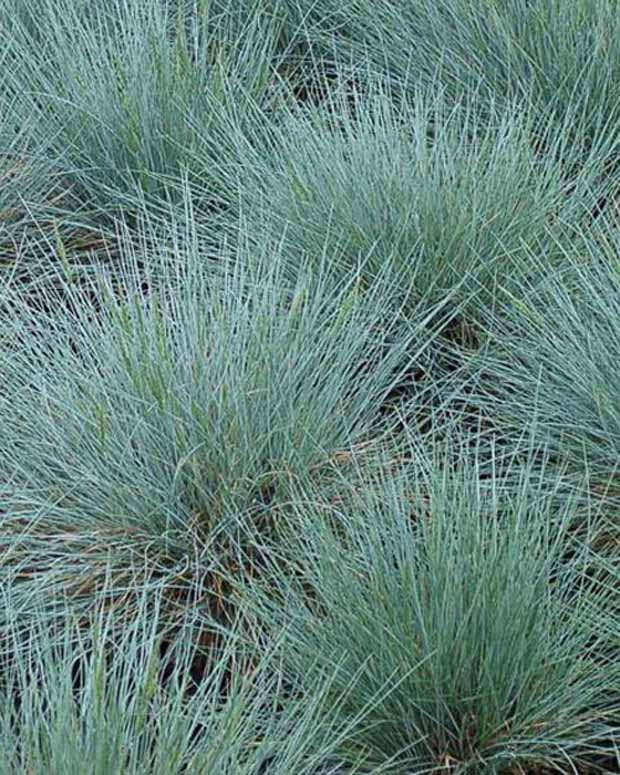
[2,1,620,773]
[238,442,620,773]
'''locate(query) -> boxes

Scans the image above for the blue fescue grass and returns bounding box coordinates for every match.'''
[0,0,290,227]
[469,221,620,495]
[303,0,620,176]
[201,73,602,337]
[0,228,450,648]
[0,583,370,775]
[0,49,87,288]
[236,439,620,773]
[2,2,620,772]
[0,0,344,296]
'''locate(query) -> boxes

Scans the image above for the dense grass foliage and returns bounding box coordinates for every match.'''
[2,1,620,773]
[214,81,598,332]
[0,240,448,646]
[0,590,367,774]
[304,0,620,170]
[239,446,620,773]
[0,0,289,227]
[472,228,620,493]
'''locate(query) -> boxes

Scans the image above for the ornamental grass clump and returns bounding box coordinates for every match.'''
[0,585,365,775]
[0,234,446,651]
[238,442,620,773]
[305,0,620,183]
[0,55,92,291]
[471,225,620,499]
[0,0,287,230]
[213,76,594,339]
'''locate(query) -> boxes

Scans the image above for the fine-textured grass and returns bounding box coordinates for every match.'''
[0,585,368,775]
[0,234,448,648]
[0,0,287,228]
[209,75,601,338]
[3,1,620,773]
[237,442,620,773]
[0,53,87,289]
[304,0,620,179]
[471,224,620,495]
